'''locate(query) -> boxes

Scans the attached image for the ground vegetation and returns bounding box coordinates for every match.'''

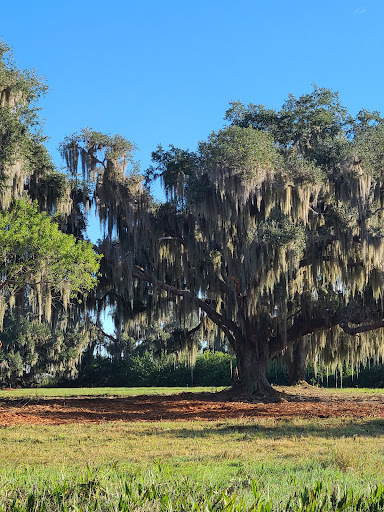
[1,387,384,510]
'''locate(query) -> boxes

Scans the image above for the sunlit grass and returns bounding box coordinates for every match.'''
[1,417,384,507]
[321,386,384,394]
[2,387,384,509]
[1,384,383,400]
[0,417,382,476]
[0,386,226,399]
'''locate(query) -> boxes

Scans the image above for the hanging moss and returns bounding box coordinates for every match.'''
[58,89,384,392]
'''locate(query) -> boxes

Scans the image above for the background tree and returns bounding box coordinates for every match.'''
[0,200,100,326]
[0,315,90,387]
[0,42,101,385]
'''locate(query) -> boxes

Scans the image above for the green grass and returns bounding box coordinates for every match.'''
[0,386,226,399]
[2,417,384,510]
[1,385,383,400]
[322,386,384,394]
[2,387,384,509]
[3,463,384,511]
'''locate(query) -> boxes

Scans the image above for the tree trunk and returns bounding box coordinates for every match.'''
[235,337,275,395]
[284,338,308,385]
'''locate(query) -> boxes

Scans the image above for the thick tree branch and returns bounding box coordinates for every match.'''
[98,327,117,343]
[270,314,384,358]
[269,314,339,358]
[158,236,186,246]
[186,320,203,337]
[308,205,327,216]
[339,320,384,336]
[132,265,241,346]
[363,207,384,221]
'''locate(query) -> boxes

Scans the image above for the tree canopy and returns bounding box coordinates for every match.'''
[5,37,384,394]
[0,200,101,326]
[61,85,384,394]
[0,42,101,384]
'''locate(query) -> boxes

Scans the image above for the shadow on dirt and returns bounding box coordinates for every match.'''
[0,386,383,425]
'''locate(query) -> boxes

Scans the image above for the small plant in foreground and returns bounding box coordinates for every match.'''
[3,472,384,511]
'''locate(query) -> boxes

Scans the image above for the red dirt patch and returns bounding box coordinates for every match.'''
[1,387,384,425]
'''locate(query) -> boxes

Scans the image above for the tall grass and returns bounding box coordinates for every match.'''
[2,464,384,511]
[1,418,384,509]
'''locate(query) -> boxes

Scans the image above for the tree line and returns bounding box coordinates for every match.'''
[2,41,384,394]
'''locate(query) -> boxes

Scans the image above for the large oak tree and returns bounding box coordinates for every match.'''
[63,87,384,394]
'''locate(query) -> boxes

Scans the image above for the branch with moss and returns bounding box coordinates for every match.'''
[132,265,241,346]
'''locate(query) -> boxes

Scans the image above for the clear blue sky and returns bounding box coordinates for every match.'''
[2,0,383,176]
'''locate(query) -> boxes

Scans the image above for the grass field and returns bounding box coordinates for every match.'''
[1,387,384,510]
[0,386,226,399]
[1,385,383,399]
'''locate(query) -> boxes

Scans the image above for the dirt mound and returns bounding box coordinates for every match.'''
[0,387,383,425]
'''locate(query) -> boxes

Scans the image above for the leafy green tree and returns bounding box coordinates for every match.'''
[0,41,51,207]
[225,85,352,166]
[0,315,89,387]
[62,89,384,395]
[0,199,101,327]
[0,42,102,384]
[0,40,86,229]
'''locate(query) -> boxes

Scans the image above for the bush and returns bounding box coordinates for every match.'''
[193,351,234,386]
[62,350,384,389]
[70,351,235,387]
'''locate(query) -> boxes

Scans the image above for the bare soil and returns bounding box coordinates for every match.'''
[0,386,383,425]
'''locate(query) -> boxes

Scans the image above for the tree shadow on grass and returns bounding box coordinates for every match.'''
[170,418,384,440]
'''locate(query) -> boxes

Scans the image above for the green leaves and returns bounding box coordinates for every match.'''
[0,41,48,151]
[0,316,88,386]
[257,210,305,255]
[353,124,384,179]
[147,145,198,199]
[0,200,100,383]
[0,199,101,298]
[60,127,138,178]
[199,125,281,181]
[226,86,352,168]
